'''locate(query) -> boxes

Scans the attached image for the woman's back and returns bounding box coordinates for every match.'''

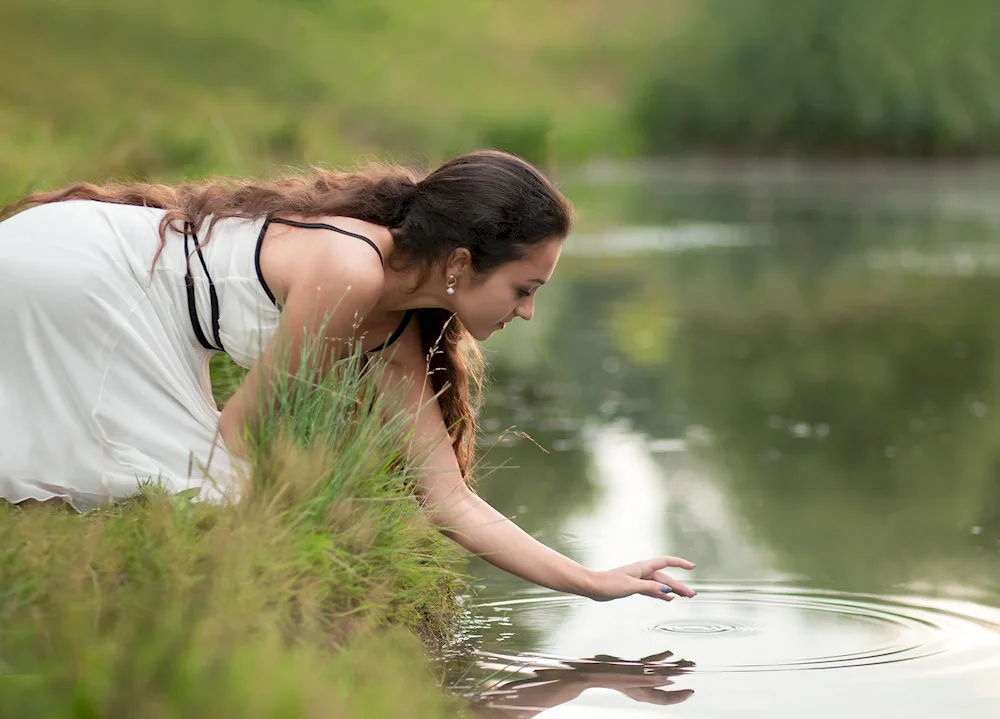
[0,199,278,508]
[3,200,281,363]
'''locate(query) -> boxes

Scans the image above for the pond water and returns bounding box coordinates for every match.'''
[443,164,1000,718]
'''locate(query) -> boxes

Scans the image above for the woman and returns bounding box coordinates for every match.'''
[0,150,695,602]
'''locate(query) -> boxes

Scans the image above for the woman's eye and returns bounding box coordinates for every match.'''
[517,288,531,298]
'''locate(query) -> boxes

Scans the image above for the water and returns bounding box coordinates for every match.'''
[444,164,1000,718]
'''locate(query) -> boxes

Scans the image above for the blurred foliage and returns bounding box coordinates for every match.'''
[6,0,1000,198]
[633,0,1000,157]
[478,114,555,169]
[0,0,682,197]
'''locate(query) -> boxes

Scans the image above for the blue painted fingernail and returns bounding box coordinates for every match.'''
[660,585,674,594]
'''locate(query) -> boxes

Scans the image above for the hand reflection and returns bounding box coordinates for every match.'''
[475,649,695,718]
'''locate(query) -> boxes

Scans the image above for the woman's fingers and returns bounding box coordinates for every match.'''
[639,579,676,601]
[598,556,698,602]
[642,556,696,597]
[647,556,696,572]
[651,570,696,598]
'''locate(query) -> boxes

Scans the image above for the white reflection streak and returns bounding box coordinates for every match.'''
[567,424,670,568]
[530,423,779,659]
[533,424,674,659]
[654,450,781,581]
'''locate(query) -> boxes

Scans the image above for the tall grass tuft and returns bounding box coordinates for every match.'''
[0,330,468,717]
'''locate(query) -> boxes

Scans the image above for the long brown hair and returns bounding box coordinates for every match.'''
[0,150,575,476]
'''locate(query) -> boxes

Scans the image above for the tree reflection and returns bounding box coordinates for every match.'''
[475,364,596,547]
[672,270,1000,592]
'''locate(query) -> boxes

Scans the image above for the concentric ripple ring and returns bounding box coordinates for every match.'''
[466,585,1000,675]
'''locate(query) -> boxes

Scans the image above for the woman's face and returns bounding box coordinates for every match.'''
[453,239,564,341]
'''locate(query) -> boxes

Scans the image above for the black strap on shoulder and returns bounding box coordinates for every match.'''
[368,309,415,354]
[265,217,385,265]
[183,222,224,352]
[254,215,403,352]
[253,218,279,308]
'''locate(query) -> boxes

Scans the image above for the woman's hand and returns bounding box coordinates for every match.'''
[586,556,697,602]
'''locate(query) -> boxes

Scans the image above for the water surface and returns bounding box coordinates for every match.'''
[445,165,1000,718]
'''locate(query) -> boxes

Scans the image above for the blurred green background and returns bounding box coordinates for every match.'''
[0,0,680,191]
[6,0,1000,200]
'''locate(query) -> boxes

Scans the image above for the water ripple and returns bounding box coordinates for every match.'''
[466,584,1000,676]
[652,619,758,636]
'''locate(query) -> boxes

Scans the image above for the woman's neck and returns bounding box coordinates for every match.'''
[375,263,451,315]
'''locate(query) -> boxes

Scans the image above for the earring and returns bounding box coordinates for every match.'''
[446,275,457,295]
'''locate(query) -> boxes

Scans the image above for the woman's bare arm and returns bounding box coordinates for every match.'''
[219,236,383,455]
[376,323,696,601]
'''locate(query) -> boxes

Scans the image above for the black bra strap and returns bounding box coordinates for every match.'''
[253,219,279,308]
[183,223,224,352]
[368,309,415,353]
[264,217,385,265]
[254,215,406,353]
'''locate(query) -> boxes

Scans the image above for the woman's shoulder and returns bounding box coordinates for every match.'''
[261,214,388,305]
[270,215,391,263]
[270,214,390,244]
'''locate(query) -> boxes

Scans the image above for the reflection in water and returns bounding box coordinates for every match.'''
[453,175,1000,717]
[473,649,694,718]
[456,426,1000,717]
[468,587,1000,717]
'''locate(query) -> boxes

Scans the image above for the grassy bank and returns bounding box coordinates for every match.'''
[633,0,1000,157]
[0,0,682,196]
[0,344,468,717]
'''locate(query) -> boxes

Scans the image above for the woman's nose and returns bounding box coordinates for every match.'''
[517,298,535,322]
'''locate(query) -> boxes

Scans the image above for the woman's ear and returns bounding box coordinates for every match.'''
[446,247,472,278]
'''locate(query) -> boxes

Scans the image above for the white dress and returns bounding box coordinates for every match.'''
[0,199,283,510]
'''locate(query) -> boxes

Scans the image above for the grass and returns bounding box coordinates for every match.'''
[0,335,469,717]
[0,0,684,196]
